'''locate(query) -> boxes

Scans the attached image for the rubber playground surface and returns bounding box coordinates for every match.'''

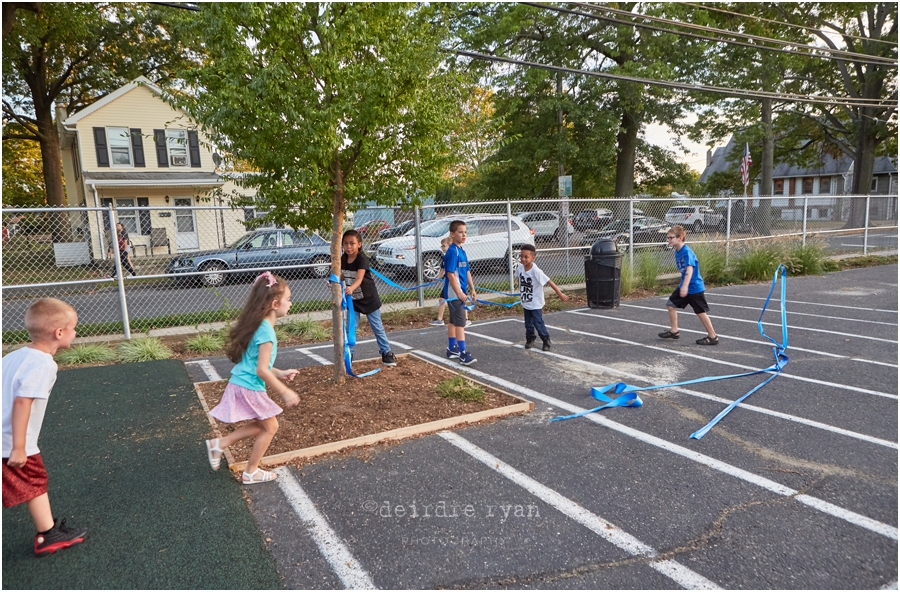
[3,264,897,589]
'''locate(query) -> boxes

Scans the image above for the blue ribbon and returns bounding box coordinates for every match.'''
[328,274,380,378]
[368,268,440,292]
[473,284,522,308]
[552,265,790,440]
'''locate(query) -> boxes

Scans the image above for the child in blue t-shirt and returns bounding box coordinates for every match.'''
[658,225,719,345]
[442,220,477,365]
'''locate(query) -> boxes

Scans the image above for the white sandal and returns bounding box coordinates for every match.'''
[206,438,224,470]
[242,468,277,485]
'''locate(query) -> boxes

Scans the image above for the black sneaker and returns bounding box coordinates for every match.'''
[541,337,551,351]
[34,518,87,557]
[524,336,536,349]
[381,351,397,366]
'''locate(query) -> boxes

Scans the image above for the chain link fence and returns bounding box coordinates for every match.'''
[3,194,896,344]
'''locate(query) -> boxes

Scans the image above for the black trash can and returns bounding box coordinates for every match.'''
[585,239,623,309]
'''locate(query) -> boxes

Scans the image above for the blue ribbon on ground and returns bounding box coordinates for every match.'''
[328,273,380,378]
[551,265,790,440]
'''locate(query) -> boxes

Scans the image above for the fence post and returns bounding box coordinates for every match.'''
[414,206,424,308]
[506,200,514,293]
[802,195,809,246]
[863,194,871,255]
[725,196,732,266]
[628,199,634,273]
[107,206,132,339]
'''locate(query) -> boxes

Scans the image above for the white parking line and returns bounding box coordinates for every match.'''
[706,301,898,326]
[275,467,376,589]
[461,333,897,449]
[528,322,897,400]
[297,348,333,365]
[706,293,898,315]
[439,432,720,590]
[564,310,898,369]
[184,359,222,381]
[414,351,899,541]
[621,304,899,344]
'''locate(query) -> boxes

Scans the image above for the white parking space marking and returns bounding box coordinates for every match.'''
[439,432,720,590]
[275,467,376,589]
[530,323,897,400]
[184,359,222,381]
[414,351,899,541]
[463,333,897,449]
[621,304,899,344]
[297,348,333,365]
[706,302,898,326]
[705,294,898,315]
[564,310,898,369]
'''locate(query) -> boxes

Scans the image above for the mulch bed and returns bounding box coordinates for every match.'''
[196,355,525,464]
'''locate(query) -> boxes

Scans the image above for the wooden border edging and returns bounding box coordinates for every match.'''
[196,352,533,472]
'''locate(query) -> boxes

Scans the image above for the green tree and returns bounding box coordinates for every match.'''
[2,3,198,238]
[169,3,464,382]
[2,124,48,207]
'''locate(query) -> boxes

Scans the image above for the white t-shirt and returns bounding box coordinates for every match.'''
[2,347,57,457]
[516,262,551,310]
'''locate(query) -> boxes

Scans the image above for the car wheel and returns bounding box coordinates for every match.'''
[422,254,442,281]
[504,248,522,271]
[200,261,227,287]
[310,256,330,279]
[692,220,703,234]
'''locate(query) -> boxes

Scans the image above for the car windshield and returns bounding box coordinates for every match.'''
[230,233,254,249]
[419,220,451,237]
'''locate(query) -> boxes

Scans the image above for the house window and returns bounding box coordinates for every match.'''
[802,177,814,194]
[819,177,831,194]
[115,198,138,235]
[871,177,879,192]
[107,127,133,166]
[773,179,784,195]
[166,129,189,167]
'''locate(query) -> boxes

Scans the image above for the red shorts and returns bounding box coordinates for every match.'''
[2,454,49,508]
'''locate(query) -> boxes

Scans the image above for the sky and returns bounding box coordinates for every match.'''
[644,121,713,174]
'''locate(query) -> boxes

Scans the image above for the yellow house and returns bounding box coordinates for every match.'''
[57,76,255,260]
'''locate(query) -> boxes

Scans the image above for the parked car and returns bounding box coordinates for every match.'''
[373,214,535,280]
[572,208,613,231]
[166,228,331,287]
[377,219,416,240]
[664,205,725,233]
[355,219,391,238]
[584,216,670,252]
[518,211,575,241]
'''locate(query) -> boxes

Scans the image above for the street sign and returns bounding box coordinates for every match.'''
[558,175,572,197]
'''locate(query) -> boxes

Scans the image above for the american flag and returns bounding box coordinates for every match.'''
[740,142,752,187]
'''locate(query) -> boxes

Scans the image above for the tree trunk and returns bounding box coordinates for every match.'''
[846,108,875,229]
[330,155,347,384]
[36,105,73,242]
[613,106,639,217]
[756,98,773,235]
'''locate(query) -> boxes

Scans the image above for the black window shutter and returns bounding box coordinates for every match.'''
[187,130,201,168]
[131,129,145,167]
[154,129,168,167]
[137,198,151,235]
[93,128,110,167]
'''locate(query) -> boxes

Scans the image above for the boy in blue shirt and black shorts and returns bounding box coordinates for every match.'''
[443,220,477,365]
[658,225,719,345]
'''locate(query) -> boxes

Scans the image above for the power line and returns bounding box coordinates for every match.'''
[523,2,897,68]
[454,49,898,108]
[679,2,899,47]
[567,1,897,65]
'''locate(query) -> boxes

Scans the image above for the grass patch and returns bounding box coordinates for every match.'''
[55,343,118,365]
[436,374,486,404]
[834,253,898,269]
[784,241,829,276]
[635,251,661,290]
[185,332,225,354]
[280,317,330,340]
[691,242,729,284]
[117,337,174,362]
[733,243,781,281]
[620,257,635,296]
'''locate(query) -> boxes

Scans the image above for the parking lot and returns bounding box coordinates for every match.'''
[175,264,897,589]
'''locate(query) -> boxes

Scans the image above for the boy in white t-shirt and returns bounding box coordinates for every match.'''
[515,245,568,351]
[2,298,88,557]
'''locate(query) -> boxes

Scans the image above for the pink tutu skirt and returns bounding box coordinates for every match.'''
[209,382,283,423]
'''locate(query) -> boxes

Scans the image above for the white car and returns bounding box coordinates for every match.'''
[373,214,535,280]
[518,211,575,240]
[665,205,725,233]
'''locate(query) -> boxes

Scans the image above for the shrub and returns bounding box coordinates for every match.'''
[620,256,635,296]
[733,243,781,281]
[281,317,330,341]
[117,337,174,362]
[185,332,225,354]
[635,250,661,290]
[691,242,728,284]
[55,343,117,365]
[436,374,485,404]
[784,241,828,276]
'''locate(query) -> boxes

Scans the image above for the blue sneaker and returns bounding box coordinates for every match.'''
[446,346,460,359]
[458,350,476,366]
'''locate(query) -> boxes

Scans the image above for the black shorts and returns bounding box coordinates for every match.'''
[667,290,710,315]
[447,300,468,327]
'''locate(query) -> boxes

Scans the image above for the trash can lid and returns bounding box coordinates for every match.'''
[591,238,618,257]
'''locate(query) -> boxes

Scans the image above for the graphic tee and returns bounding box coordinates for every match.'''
[230,319,277,391]
[2,347,57,457]
[675,244,705,294]
[442,243,470,300]
[516,262,551,310]
[341,251,381,315]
